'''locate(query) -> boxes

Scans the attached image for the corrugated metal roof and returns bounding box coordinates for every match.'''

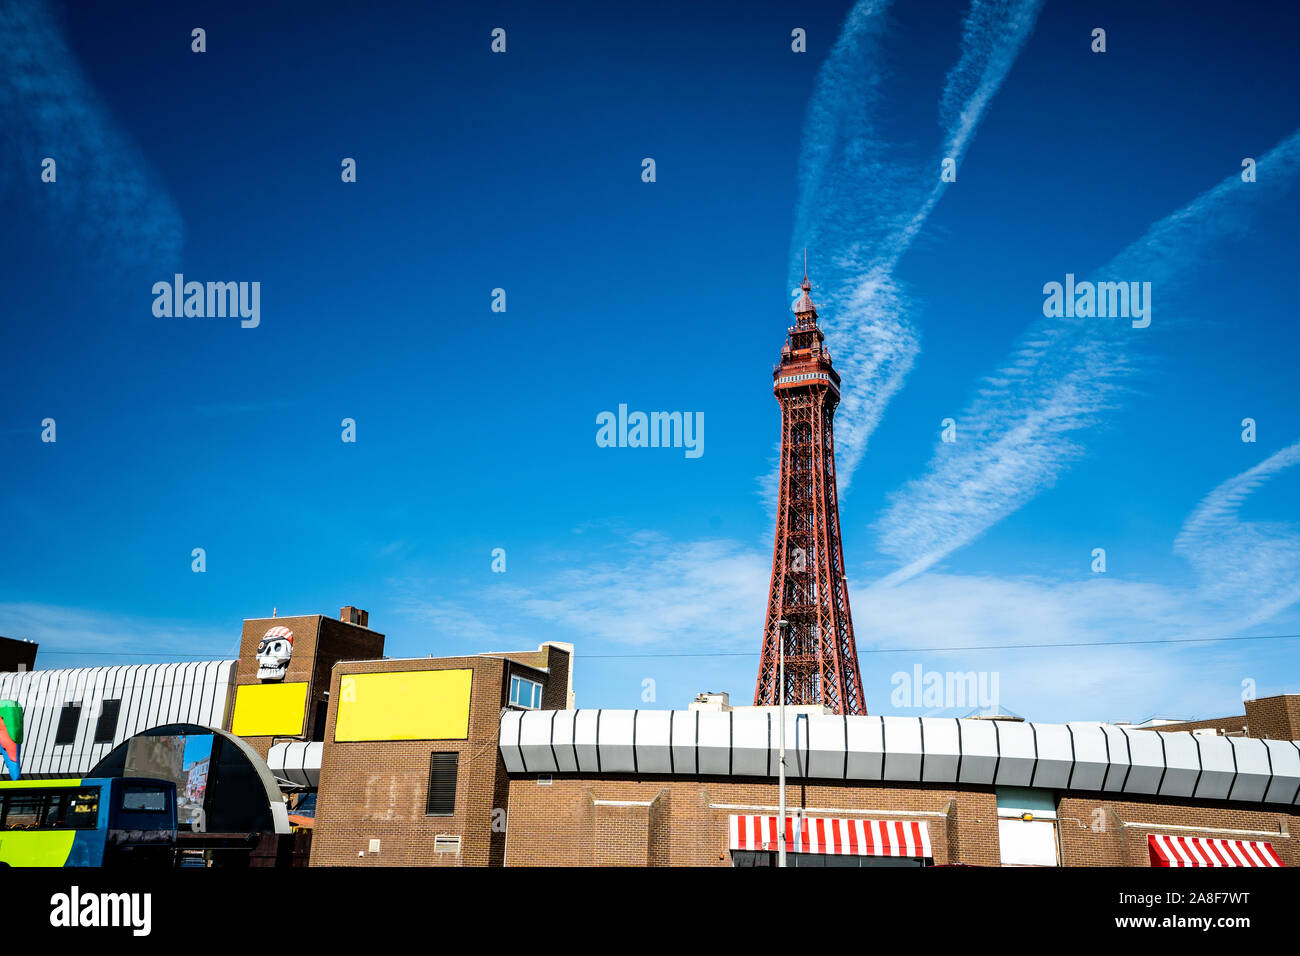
[499,709,1300,806]
[0,661,236,779]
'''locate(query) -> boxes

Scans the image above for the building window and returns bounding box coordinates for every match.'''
[425,753,458,816]
[311,699,328,742]
[94,699,121,744]
[54,704,82,746]
[509,675,543,710]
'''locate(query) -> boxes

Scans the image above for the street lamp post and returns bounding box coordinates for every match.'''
[777,618,788,868]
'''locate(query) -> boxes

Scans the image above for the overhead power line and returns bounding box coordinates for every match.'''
[577,632,1300,659]
[23,650,236,659]
[24,632,1300,662]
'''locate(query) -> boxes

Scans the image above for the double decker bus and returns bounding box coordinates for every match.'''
[0,777,177,867]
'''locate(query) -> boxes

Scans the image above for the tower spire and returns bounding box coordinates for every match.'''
[793,257,818,320]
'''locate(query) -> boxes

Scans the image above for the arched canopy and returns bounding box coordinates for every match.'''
[90,723,290,834]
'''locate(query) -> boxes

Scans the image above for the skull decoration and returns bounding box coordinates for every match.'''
[256,626,294,681]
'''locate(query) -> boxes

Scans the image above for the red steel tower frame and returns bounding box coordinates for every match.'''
[754,271,866,715]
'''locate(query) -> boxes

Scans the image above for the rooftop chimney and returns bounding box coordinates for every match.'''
[340,606,369,628]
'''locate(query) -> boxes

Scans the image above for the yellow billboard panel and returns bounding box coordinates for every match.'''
[335,669,473,742]
[231,682,309,737]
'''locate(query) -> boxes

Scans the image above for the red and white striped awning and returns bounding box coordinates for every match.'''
[730,815,932,858]
[1148,834,1284,867]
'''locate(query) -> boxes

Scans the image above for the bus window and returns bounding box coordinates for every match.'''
[108,781,175,838]
[120,785,169,813]
[69,790,101,826]
[39,795,62,828]
[53,790,101,829]
[2,793,43,830]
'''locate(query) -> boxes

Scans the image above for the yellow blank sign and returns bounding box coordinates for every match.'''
[231,682,309,737]
[336,669,473,741]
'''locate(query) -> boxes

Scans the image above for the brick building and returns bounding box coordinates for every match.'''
[6,599,1297,868]
[307,642,572,867]
[502,774,1299,867]
[227,607,386,763]
[2,601,582,867]
[498,706,1300,867]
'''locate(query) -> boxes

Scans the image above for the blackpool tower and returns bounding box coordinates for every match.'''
[753,268,866,715]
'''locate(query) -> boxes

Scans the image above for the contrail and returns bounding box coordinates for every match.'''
[767,0,1043,506]
[0,0,183,272]
[874,128,1300,586]
[1174,439,1300,628]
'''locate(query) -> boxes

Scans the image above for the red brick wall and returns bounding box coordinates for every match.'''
[504,776,998,867]
[228,614,385,761]
[1246,695,1300,741]
[1058,793,1297,866]
[310,652,568,867]
[505,776,1298,867]
[229,615,323,761]
[310,656,508,867]
[310,617,385,737]
[594,803,651,866]
[481,645,571,709]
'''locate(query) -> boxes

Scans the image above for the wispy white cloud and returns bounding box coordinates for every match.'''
[511,537,769,649]
[859,438,1300,718]
[0,602,236,664]
[394,434,1300,717]
[387,513,1299,720]
[767,0,1042,506]
[388,595,523,649]
[393,534,769,653]
[0,0,182,271]
[854,571,1256,722]
[874,128,1300,585]
[939,0,1043,160]
[1174,439,1300,630]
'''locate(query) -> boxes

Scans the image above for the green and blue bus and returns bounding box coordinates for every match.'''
[0,777,177,867]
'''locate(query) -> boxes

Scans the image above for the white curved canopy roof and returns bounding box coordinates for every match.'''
[0,661,236,779]
[268,740,321,789]
[499,709,1300,807]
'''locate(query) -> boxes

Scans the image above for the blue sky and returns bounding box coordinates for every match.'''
[3,0,1299,724]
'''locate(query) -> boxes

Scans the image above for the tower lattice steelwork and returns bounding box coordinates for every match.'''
[754,270,866,715]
